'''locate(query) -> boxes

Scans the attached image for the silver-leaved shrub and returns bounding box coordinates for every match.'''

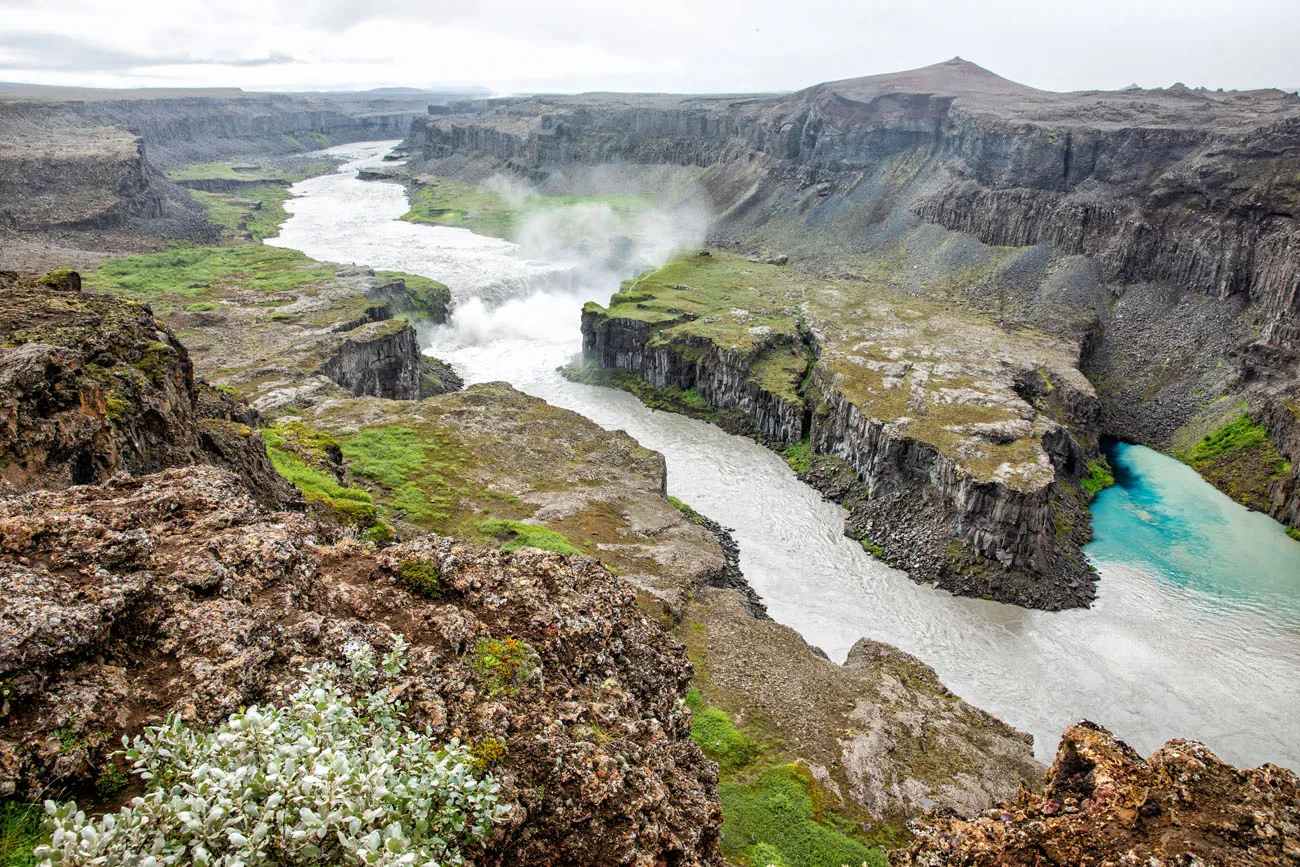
[37,637,509,866]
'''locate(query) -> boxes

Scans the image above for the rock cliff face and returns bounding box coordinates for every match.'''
[0,467,723,866]
[407,58,1300,530]
[0,270,291,503]
[893,721,1300,866]
[318,319,427,400]
[579,252,1100,609]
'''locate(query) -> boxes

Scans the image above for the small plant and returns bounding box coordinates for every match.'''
[1287,526,1300,542]
[1080,458,1115,497]
[0,802,45,867]
[469,737,507,771]
[93,763,127,799]
[37,637,506,867]
[859,538,885,559]
[398,558,443,598]
[472,637,538,696]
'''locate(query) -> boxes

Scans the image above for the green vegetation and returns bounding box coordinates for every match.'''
[397,558,443,599]
[400,177,652,240]
[94,763,128,799]
[263,426,381,531]
[0,803,44,867]
[720,766,887,867]
[860,538,885,559]
[1287,527,1300,542]
[781,439,813,473]
[373,270,452,321]
[1185,413,1269,468]
[166,160,334,183]
[669,496,704,525]
[683,689,886,867]
[469,736,507,771]
[341,425,444,524]
[685,688,758,772]
[562,361,718,421]
[1178,411,1289,511]
[190,183,295,241]
[1081,458,1116,497]
[88,245,332,305]
[477,519,582,556]
[471,637,538,695]
[38,640,506,866]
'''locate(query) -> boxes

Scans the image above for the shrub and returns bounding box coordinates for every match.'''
[398,558,443,598]
[471,637,538,696]
[37,639,507,867]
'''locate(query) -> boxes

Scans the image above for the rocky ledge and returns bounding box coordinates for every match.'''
[894,721,1300,866]
[0,466,722,865]
[577,251,1102,609]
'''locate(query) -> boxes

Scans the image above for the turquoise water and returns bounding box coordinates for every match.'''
[1087,442,1300,617]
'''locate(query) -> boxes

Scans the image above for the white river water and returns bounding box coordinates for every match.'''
[269,142,1300,767]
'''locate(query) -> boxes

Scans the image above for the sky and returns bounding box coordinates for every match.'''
[1,0,1297,95]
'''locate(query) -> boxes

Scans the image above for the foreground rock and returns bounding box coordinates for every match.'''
[0,269,291,503]
[0,467,722,866]
[893,722,1300,866]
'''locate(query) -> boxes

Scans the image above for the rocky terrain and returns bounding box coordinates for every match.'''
[406,58,1300,603]
[0,86,471,271]
[894,722,1300,866]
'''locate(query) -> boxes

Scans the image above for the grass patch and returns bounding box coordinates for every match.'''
[1287,527,1300,542]
[1185,413,1269,467]
[1080,458,1115,497]
[189,184,294,241]
[781,439,813,473]
[341,425,442,524]
[166,160,333,183]
[88,245,332,304]
[477,519,582,556]
[263,427,380,530]
[401,177,653,240]
[683,688,886,867]
[685,688,758,772]
[669,496,704,525]
[720,766,887,867]
[0,803,44,867]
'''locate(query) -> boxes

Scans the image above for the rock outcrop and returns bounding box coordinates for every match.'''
[0,467,722,865]
[0,270,292,503]
[893,721,1300,866]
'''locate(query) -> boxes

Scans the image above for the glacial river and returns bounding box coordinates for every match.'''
[270,142,1300,767]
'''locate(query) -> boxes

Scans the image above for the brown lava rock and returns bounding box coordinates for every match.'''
[892,721,1300,866]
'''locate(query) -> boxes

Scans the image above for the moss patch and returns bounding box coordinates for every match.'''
[685,687,758,772]
[477,519,582,556]
[1179,412,1288,511]
[1081,458,1115,497]
[669,496,704,525]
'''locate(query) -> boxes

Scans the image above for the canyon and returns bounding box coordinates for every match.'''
[401,58,1300,606]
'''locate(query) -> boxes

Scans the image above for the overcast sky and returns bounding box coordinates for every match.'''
[1,0,1296,95]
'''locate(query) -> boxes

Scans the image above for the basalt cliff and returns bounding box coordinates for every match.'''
[405,58,1300,607]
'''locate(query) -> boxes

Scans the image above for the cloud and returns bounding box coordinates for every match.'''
[0,0,1296,94]
[0,31,296,71]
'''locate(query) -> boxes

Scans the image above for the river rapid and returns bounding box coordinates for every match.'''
[270,142,1300,767]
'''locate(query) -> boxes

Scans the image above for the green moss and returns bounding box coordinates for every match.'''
[471,637,537,696]
[561,361,718,421]
[263,426,380,530]
[477,519,582,556]
[469,736,507,771]
[860,539,885,559]
[185,302,220,312]
[781,440,813,473]
[0,803,44,867]
[669,496,704,525]
[88,245,333,304]
[373,271,452,322]
[400,178,652,240]
[1186,414,1269,467]
[1287,527,1300,542]
[685,688,758,772]
[341,426,440,524]
[1081,458,1115,497]
[720,766,885,867]
[397,558,443,599]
